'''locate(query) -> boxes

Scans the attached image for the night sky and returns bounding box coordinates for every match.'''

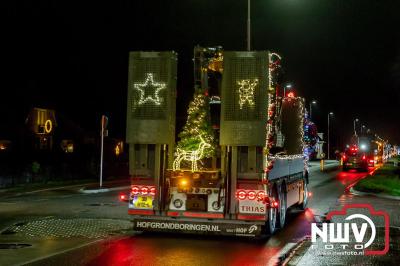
[3,0,400,146]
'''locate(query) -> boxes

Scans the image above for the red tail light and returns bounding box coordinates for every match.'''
[247,191,256,200]
[131,186,139,195]
[362,155,366,160]
[132,185,156,196]
[237,190,267,201]
[141,187,149,195]
[256,191,266,201]
[119,194,126,201]
[342,155,347,160]
[272,201,279,208]
[287,92,295,98]
[236,190,246,200]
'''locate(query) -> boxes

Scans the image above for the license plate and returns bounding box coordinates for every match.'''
[133,196,153,209]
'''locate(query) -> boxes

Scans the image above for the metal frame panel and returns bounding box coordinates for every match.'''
[220,51,269,146]
[126,51,177,145]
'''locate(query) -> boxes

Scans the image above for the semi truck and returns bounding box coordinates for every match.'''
[125,49,310,237]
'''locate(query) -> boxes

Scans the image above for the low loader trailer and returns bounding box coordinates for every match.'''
[125,50,310,237]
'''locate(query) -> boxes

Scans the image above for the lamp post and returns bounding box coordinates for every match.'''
[361,125,366,134]
[353,118,359,136]
[247,0,251,51]
[309,100,317,120]
[284,84,292,97]
[328,112,334,160]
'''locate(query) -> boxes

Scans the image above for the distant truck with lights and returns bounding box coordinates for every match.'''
[125,48,310,237]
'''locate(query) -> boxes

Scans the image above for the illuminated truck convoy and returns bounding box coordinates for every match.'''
[126,47,310,236]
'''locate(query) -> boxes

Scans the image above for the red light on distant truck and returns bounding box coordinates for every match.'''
[287,92,295,98]
[362,155,366,160]
[119,194,126,201]
[272,201,279,208]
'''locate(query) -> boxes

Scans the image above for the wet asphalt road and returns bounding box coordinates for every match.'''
[0,163,374,266]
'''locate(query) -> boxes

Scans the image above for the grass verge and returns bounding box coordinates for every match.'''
[354,159,400,196]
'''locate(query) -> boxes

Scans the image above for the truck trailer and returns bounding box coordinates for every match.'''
[126,49,309,237]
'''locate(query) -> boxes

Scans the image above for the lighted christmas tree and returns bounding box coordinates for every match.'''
[304,115,318,158]
[176,89,216,163]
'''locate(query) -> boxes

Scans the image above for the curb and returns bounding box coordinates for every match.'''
[281,237,312,266]
[4,182,96,197]
[79,185,131,194]
[1,179,131,197]
[350,187,400,200]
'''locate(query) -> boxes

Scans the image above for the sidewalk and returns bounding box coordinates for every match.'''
[80,179,131,194]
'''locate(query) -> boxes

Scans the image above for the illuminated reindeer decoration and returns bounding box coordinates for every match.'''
[173,136,211,172]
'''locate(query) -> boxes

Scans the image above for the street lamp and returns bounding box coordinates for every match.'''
[284,84,292,97]
[309,100,317,120]
[328,112,334,160]
[353,118,359,136]
[361,125,366,134]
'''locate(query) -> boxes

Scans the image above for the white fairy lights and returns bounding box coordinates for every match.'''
[173,136,212,172]
[269,154,304,160]
[237,79,258,109]
[265,52,282,172]
[133,73,166,105]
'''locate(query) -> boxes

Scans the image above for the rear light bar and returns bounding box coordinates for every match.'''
[236,190,266,201]
[131,185,156,196]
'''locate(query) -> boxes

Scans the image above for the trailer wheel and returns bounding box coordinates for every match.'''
[298,179,308,210]
[264,187,278,235]
[277,183,287,228]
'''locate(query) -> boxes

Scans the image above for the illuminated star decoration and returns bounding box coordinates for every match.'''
[237,79,258,109]
[134,73,166,105]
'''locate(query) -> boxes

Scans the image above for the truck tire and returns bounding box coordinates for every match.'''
[298,179,308,210]
[264,187,278,235]
[277,183,287,228]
